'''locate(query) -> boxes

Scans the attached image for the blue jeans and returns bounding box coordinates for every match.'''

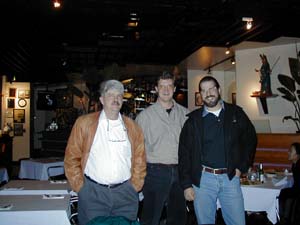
[141,163,186,225]
[193,171,245,225]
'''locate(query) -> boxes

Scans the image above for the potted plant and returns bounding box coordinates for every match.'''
[277,54,300,132]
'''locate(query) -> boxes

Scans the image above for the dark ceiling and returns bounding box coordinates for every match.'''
[1,0,300,83]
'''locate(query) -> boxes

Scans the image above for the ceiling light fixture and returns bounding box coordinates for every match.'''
[242,17,253,30]
[231,57,236,65]
[53,0,61,8]
[225,47,230,55]
[128,12,139,27]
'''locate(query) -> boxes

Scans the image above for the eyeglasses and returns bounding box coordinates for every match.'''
[107,119,127,142]
[200,86,217,95]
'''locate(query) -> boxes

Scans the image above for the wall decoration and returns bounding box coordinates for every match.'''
[5,109,13,118]
[18,90,25,98]
[232,93,236,105]
[24,90,30,99]
[195,92,203,106]
[9,88,16,97]
[14,123,24,136]
[18,98,27,108]
[7,98,15,108]
[13,109,25,123]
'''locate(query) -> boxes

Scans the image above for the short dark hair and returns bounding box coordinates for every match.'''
[198,76,220,92]
[291,142,300,155]
[157,71,175,85]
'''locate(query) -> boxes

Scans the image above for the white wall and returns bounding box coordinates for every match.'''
[187,70,227,111]
[185,39,300,133]
[236,42,300,133]
[1,76,30,160]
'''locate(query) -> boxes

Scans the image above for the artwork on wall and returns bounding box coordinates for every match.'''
[18,89,30,99]
[9,88,16,97]
[232,93,236,105]
[195,92,203,106]
[13,109,25,123]
[14,123,24,136]
[18,90,25,98]
[24,90,30,99]
[5,109,13,118]
[18,98,27,108]
[7,98,15,108]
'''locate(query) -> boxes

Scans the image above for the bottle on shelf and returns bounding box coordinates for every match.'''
[258,163,265,183]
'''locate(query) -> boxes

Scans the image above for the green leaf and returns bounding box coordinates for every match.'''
[282,95,297,102]
[278,74,296,92]
[283,115,299,122]
[277,87,296,102]
[289,58,300,85]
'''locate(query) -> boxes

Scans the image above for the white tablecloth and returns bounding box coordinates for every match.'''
[241,182,281,224]
[218,176,292,224]
[0,180,71,195]
[0,168,9,183]
[18,158,64,180]
[0,195,71,225]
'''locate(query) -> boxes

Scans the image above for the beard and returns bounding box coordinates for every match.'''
[203,94,221,108]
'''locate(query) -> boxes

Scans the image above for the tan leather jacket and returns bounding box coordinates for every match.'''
[64,111,146,193]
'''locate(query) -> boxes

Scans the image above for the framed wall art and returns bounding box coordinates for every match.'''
[5,109,13,118]
[14,123,24,136]
[24,90,31,99]
[13,109,25,123]
[9,88,16,97]
[195,92,203,106]
[232,93,236,105]
[7,98,15,108]
[18,90,25,98]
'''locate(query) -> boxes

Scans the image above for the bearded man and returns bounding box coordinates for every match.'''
[178,76,257,225]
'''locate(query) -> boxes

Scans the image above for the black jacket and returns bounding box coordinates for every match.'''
[178,102,257,190]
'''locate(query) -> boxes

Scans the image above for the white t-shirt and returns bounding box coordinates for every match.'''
[84,111,131,184]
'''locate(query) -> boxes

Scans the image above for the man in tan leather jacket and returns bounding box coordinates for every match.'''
[64,80,146,225]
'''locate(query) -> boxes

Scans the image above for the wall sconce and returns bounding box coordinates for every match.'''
[242,17,253,30]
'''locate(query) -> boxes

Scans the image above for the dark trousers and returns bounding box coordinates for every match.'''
[78,176,139,225]
[141,163,186,225]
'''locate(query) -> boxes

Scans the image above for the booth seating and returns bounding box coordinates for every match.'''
[253,133,300,171]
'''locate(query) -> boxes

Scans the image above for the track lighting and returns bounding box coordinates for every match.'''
[225,47,230,55]
[231,57,236,65]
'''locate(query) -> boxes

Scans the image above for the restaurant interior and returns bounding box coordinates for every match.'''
[1,1,300,225]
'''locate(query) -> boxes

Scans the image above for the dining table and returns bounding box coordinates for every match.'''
[0,179,72,195]
[217,173,293,224]
[0,167,9,183]
[0,194,71,225]
[18,157,64,180]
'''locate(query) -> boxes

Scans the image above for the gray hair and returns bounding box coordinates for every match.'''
[100,79,124,96]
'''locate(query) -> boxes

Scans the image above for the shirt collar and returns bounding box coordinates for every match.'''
[154,99,176,112]
[99,110,122,122]
[202,100,224,117]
